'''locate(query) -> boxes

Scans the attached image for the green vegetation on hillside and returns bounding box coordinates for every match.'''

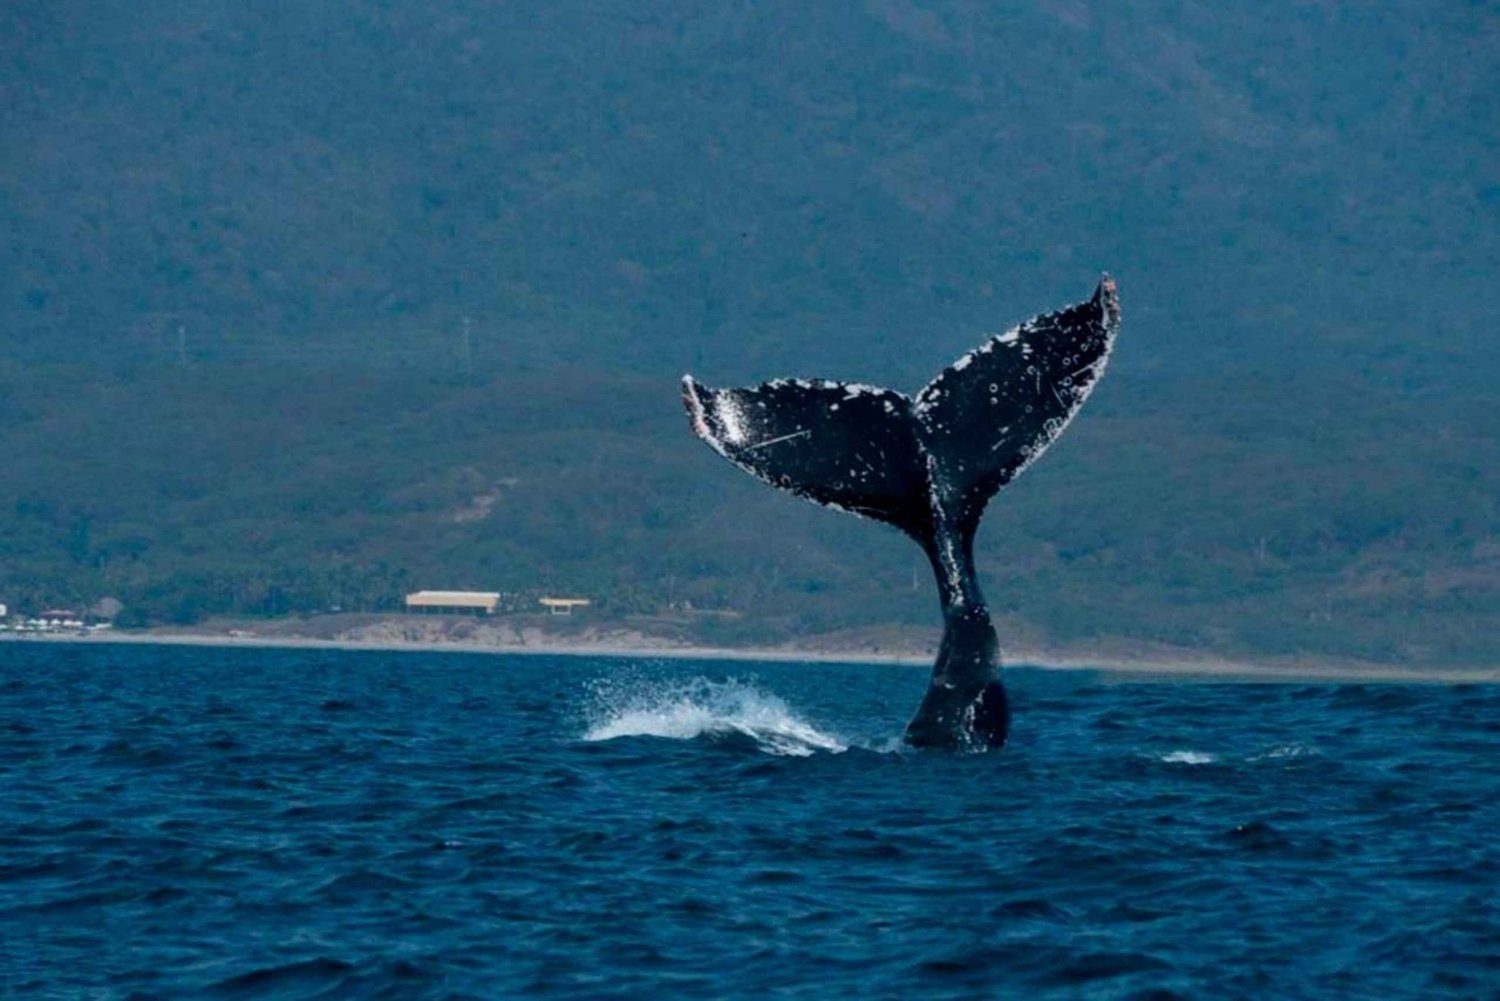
[1,2,1496,664]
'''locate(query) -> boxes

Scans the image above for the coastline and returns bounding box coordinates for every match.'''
[5,628,1498,685]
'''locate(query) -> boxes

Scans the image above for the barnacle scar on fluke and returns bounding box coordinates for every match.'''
[682,276,1121,750]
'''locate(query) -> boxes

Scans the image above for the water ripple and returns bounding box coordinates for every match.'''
[2,644,1498,998]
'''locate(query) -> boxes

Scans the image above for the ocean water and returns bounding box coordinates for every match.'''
[2,644,1498,999]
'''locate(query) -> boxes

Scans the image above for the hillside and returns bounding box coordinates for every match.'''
[2,1,1497,664]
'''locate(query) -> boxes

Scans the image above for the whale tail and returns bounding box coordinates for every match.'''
[684,278,1120,749]
[683,278,1119,547]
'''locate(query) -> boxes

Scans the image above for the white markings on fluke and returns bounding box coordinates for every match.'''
[716,394,749,444]
[746,428,812,451]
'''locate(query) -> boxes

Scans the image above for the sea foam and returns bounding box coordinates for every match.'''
[582,676,847,756]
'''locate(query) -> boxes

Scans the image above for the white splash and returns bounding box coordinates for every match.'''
[582,677,847,757]
[1159,750,1217,765]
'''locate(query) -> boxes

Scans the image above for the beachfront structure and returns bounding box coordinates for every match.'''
[405,590,501,615]
[539,597,591,616]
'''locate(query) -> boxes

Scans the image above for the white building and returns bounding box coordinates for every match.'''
[539,597,591,616]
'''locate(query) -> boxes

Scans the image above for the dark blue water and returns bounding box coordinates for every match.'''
[2,643,1498,999]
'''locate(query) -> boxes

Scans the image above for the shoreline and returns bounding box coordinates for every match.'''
[5,629,1498,684]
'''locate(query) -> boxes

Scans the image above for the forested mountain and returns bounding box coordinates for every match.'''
[2,1,1497,663]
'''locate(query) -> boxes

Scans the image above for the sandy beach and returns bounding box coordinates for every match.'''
[6,624,1497,685]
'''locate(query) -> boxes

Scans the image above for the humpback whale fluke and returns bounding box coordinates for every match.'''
[683,277,1121,750]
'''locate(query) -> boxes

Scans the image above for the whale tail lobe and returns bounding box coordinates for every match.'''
[682,376,935,542]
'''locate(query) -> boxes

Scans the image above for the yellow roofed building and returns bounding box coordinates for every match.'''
[405,590,501,615]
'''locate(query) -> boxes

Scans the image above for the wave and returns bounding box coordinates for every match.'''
[1156,750,1217,765]
[582,677,847,756]
[1251,743,1317,761]
[1151,745,1319,766]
